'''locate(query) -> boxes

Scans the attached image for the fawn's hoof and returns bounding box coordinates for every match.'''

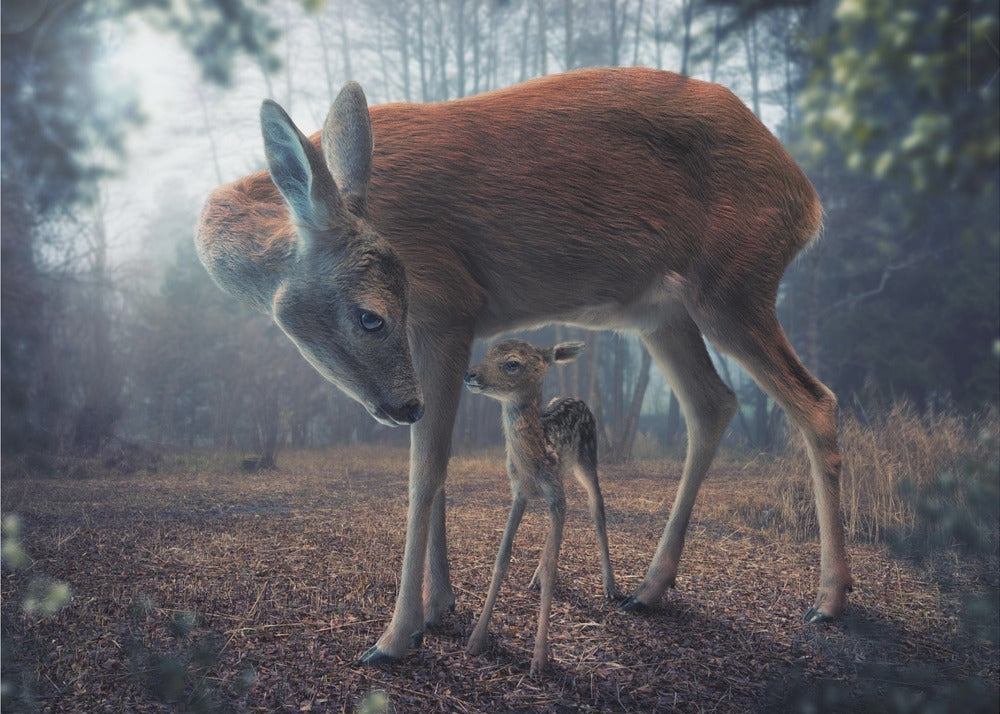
[620,594,651,614]
[358,646,399,667]
[803,607,836,624]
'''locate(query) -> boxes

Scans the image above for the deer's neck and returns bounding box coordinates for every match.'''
[501,393,547,481]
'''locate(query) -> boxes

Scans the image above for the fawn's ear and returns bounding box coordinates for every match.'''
[261,100,343,248]
[322,81,373,216]
[550,342,585,364]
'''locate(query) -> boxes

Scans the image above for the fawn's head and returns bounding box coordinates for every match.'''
[464,339,584,403]
[261,84,422,426]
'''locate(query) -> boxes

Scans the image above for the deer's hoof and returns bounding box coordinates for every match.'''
[620,594,651,614]
[358,646,399,667]
[803,607,835,624]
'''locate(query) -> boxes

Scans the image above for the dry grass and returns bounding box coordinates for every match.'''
[730,404,999,547]
[1,431,997,713]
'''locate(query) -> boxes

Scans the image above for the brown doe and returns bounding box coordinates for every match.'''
[464,339,617,673]
[195,68,853,666]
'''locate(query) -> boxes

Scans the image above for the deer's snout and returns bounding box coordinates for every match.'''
[379,399,424,425]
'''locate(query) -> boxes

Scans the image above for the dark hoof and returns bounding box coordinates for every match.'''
[620,594,651,614]
[358,646,400,667]
[803,607,835,624]
[411,630,424,648]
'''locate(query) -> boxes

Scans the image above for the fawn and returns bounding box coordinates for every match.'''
[463,339,617,674]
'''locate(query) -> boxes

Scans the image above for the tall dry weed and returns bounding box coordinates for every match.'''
[767,403,998,546]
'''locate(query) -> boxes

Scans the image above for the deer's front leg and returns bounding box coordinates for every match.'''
[423,485,455,627]
[360,328,470,664]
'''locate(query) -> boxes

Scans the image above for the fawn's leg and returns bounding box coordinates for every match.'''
[467,493,528,656]
[531,489,566,675]
[572,463,618,600]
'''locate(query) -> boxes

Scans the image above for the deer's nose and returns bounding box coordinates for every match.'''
[380,399,424,425]
[403,399,424,423]
[464,370,478,383]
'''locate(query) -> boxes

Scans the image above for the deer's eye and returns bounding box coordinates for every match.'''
[503,360,521,373]
[359,311,385,332]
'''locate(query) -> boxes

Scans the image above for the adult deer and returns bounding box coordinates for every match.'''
[196,68,852,665]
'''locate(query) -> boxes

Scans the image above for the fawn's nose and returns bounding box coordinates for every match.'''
[463,370,478,383]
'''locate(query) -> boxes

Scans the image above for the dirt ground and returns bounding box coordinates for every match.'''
[2,449,997,713]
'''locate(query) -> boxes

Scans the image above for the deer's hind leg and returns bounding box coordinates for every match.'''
[692,300,852,621]
[572,455,618,600]
[623,313,737,612]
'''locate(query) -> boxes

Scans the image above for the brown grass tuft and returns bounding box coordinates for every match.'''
[751,403,999,545]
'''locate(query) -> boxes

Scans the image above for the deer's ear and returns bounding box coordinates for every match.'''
[322,82,373,216]
[261,100,342,247]
[551,342,585,364]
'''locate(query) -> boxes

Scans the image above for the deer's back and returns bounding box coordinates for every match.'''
[365,68,821,332]
[203,68,821,330]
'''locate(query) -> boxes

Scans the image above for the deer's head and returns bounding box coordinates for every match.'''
[261,85,422,426]
[464,340,584,403]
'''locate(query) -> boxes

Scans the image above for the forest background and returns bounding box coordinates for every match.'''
[2,0,997,467]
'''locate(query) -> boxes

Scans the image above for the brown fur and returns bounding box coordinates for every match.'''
[195,67,850,665]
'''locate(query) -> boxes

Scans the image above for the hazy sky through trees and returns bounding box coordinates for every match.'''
[100,0,787,271]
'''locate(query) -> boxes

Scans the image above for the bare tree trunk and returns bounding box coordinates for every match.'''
[397,10,412,100]
[418,0,429,101]
[618,347,652,462]
[435,0,450,98]
[652,0,663,69]
[710,345,752,443]
[742,14,761,116]
[585,332,607,452]
[519,1,533,81]
[536,0,547,75]
[315,15,335,102]
[608,0,630,66]
[554,324,568,396]
[611,333,625,452]
[710,6,721,83]
[665,390,681,444]
[339,1,353,80]
[73,191,121,453]
[471,0,481,94]
[562,0,574,69]
[376,15,392,100]
[632,0,644,66]
[680,0,694,76]
[455,0,467,97]
[283,3,293,108]
[195,86,223,185]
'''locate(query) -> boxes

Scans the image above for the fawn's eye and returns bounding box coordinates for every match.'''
[503,360,521,373]
[359,311,385,332]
